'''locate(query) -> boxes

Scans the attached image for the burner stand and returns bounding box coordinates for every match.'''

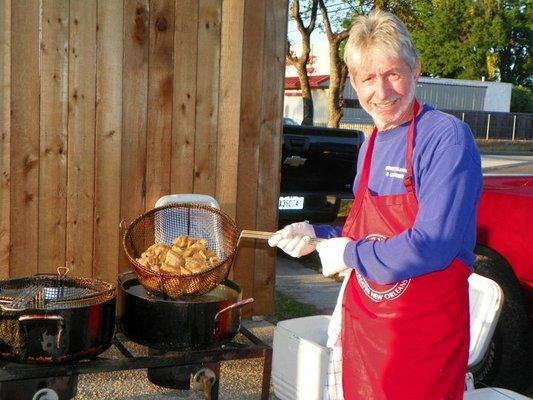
[0,325,272,400]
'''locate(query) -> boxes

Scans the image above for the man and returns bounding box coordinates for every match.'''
[269,10,482,400]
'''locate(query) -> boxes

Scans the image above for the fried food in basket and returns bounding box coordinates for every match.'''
[137,236,220,275]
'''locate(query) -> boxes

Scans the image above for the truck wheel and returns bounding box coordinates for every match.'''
[473,255,533,391]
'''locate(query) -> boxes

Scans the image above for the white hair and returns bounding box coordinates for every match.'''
[344,10,419,74]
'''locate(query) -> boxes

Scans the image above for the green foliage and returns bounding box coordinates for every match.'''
[294,0,530,86]
[497,0,532,88]
[411,1,467,77]
[476,139,533,154]
[511,85,533,113]
[411,0,531,87]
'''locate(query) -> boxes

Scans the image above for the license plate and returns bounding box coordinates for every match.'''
[278,196,304,210]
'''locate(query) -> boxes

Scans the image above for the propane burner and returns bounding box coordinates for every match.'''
[0,375,78,400]
[191,367,218,400]
[0,324,272,400]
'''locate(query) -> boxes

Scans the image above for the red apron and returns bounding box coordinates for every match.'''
[340,101,470,400]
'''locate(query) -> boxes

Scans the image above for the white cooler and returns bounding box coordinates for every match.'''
[463,388,532,399]
[272,273,505,400]
[272,315,332,400]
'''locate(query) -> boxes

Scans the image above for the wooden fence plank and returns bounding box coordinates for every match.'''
[171,0,197,195]
[1,1,286,314]
[10,0,40,277]
[146,0,174,209]
[233,0,266,307]
[193,0,221,197]
[66,0,97,277]
[94,0,123,283]
[216,0,244,220]
[120,0,149,270]
[254,0,287,315]
[0,0,10,279]
[39,0,69,274]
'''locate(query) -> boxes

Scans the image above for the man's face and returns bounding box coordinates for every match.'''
[350,52,419,131]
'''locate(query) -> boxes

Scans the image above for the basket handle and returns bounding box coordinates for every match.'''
[239,230,323,245]
[57,266,69,277]
[224,229,324,282]
[119,219,129,232]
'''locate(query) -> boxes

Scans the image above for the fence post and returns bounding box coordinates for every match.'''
[485,114,491,140]
[512,115,517,141]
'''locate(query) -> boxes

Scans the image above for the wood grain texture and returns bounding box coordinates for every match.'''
[193,0,221,197]
[94,0,123,283]
[10,0,40,277]
[0,0,10,279]
[0,0,287,314]
[146,0,174,209]
[66,0,97,277]
[254,0,288,315]
[216,0,244,220]
[39,0,69,274]
[120,0,149,271]
[233,0,266,308]
[170,0,197,195]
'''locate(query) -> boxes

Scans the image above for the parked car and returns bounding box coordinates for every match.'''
[473,174,533,390]
[283,117,299,126]
[278,123,533,391]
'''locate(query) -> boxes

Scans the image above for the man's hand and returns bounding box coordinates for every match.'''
[316,237,351,277]
[268,221,316,258]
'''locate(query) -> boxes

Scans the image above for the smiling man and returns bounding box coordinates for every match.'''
[269,10,483,400]
[351,53,419,131]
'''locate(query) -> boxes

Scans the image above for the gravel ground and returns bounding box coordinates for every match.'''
[73,320,277,400]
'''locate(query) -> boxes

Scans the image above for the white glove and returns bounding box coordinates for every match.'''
[316,237,351,277]
[268,221,316,258]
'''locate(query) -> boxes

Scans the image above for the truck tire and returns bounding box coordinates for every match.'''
[472,254,533,391]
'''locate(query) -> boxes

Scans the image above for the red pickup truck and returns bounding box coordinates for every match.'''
[474,174,533,391]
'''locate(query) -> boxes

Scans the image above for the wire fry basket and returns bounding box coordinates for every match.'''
[123,203,239,299]
[0,267,116,311]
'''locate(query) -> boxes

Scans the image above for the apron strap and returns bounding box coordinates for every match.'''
[403,100,420,194]
[359,127,378,190]
[360,100,420,193]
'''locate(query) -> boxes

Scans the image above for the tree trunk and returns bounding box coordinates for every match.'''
[296,64,314,125]
[317,0,349,128]
[326,43,348,128]
[286,0,318,126]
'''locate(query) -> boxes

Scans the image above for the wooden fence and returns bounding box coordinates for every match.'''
[0,0,287,316]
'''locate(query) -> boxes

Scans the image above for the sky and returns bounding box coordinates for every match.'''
[287,21,330,77]
[286,1,355,76]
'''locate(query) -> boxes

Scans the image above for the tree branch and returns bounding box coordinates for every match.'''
[318,0,333,40]
[291,0,318,38]
[318,0,349,43]
[335,29,349,44]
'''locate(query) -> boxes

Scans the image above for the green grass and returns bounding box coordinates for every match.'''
[476,139,533,154]
[274,290,320,322]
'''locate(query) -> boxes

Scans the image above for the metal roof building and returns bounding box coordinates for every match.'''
[284,75,513,127]
[341,76,512,124]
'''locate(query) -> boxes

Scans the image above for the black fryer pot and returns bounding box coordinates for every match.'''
[119,272,253,350]
[0,272,116,363]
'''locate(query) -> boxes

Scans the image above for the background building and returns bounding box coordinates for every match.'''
[284,74,513,126]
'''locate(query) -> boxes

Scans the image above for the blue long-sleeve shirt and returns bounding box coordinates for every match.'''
[313,105,482,284]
